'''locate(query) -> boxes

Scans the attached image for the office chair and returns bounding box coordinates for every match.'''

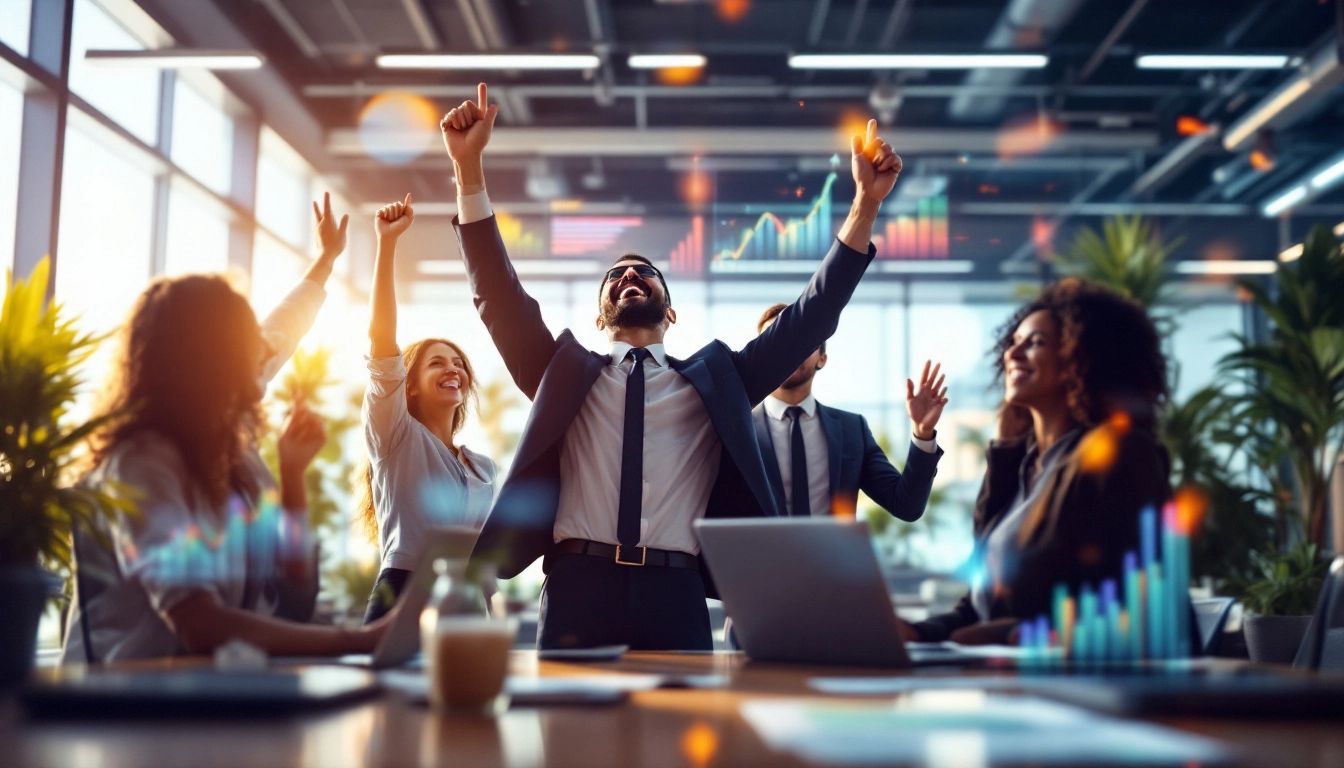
[1191,596,1236,656]
[1294,556,1344,671]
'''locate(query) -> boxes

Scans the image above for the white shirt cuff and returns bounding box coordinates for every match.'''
[458,190,493,224]
[911,435,938,454]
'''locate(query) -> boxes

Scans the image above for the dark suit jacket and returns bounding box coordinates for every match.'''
[454,215,875,579]
[752,403,942,521]
[914,419,1172,642]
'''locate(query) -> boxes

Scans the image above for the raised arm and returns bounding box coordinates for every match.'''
[442,83,557,398]
[734,120,902,403]
[369,194,413,358]
[257,193,349,385]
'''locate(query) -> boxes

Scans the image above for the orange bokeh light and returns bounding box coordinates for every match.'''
[1078,425,1119,474]
[1173,486,1209,535]
[679,170,713,208]
[1107,410,1132,435]
[1249,149,1275,172]
[995,115,1062,159]
[655,66,704,86]
[1175,115,1210,136]
[716,0,751,23]
[837,108,872,154]
[681,722,719,768]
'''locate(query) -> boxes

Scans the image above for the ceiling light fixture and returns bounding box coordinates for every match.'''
[1262,185,1309,217]
[1174,261,1278,275]
[1309,155,1344,190]
[376,53,600,70]
[1278,243,1304,262]
[1136,54,1292,70]
[84,49,265,69]
[628,54,706,69]
[788,53,1047,70]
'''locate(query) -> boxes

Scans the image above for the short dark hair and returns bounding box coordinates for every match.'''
[598,254,671,306]
[992,277,1168,426]
[758,302,825,354]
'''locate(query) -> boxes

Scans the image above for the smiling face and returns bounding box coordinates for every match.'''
[1003,309,1066,408]
[597,259,673,331]
[407,341,469,415]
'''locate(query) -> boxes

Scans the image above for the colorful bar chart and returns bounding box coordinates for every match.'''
[549,216,645,257]
[668,215,706,275]
[1018,501,1192,664]
[870,196,950,260]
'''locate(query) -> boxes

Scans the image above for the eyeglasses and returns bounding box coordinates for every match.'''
[603,264,662,283]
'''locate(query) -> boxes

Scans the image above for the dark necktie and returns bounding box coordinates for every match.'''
[617,348,651,548]
[786,406,811,517]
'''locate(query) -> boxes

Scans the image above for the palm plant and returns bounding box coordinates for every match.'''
[1055,214,1182,311]
[1220,225,1344,550]
[0,258,128,570]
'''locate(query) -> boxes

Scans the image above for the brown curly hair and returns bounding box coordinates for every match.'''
[992,277,1168,427]
[87,274,266,508]
[354,338,479,542]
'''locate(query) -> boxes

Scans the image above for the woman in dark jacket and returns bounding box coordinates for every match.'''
[909,278,1171,645]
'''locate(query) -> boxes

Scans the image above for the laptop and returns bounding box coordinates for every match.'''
[695,517,983,668]
[279,526,481,670]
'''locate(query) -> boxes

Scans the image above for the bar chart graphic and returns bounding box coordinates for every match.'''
[550,216,645,257]
[668,215,706,275]
[1017,502,1194,663]
[872,196,950,260]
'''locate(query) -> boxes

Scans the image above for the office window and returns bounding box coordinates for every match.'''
[171,78,233,195]
[0,0,31,56]
[55,114,155,337]
[0,74,21,273]
[164,179,230,276]
[251,230,306,326]
[256,128,312,249]
[68,0,161,145]
[1169,302,1244,401]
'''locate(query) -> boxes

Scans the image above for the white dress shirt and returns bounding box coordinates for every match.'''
[553,342,722,554]
[762,394,940,517]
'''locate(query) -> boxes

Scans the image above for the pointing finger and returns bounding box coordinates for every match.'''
[864,119,877,151]
[478,82,488,113]
[322,191,331,219]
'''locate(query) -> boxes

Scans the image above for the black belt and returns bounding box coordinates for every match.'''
[553,538,700,569]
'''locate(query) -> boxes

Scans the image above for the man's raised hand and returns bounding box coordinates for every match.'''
[374,193,414,241]
[312,191,349,259]
[851,119,902,204]
[441,82,499,164]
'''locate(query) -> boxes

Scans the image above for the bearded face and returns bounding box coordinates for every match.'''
[599,262,671,330]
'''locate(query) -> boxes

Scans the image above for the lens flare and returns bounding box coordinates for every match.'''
[357,91,440,165]
[716,0,751,24]
[681,722,719,768]
[1078,424,1119,474]
[679,170,713,208]
[656,66,704,86]
[1173,486,1209,536]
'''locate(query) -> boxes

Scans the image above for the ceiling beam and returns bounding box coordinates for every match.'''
[302,82,1198,100]
[400,0,442,49]
[329,126,1160,157]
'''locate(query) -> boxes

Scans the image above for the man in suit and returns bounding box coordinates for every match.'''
[753,304,947,522]
[440,83,904,650]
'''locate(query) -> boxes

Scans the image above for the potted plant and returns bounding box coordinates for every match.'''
[1240,542,1330,664]
[0,258,123,684]
[1220,225,1344,550]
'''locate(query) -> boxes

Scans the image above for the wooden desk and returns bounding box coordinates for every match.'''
[5,652,1343,767]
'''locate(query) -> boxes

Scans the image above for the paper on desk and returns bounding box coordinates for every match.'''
[379,671,726,702]
[741,695,1225,765]
[808,676,1025,695]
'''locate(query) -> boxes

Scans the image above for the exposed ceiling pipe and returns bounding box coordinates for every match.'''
[1129,127,1220,198]
[1075,0,1150,84]
[1223,39,1344,152]
[400,0,442,49]
[255,0,322,59]
[947,0,1085,121]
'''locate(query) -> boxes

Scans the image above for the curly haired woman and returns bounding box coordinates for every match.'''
[907,278,1172,645]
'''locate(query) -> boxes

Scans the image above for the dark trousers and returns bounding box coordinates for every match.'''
[362,567,411,624]
[537,553,712,651]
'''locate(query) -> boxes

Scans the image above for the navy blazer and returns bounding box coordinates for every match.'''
[454,215,875,578]
[753,402,941,522]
